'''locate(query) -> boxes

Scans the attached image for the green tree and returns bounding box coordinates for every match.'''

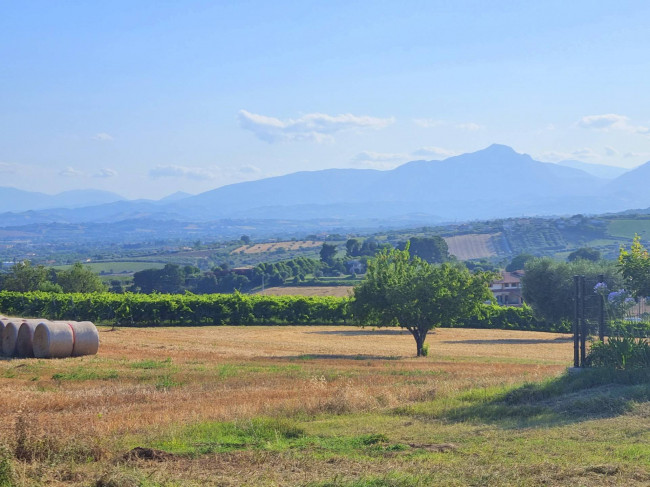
[351,247,493,356]
[568,247,601,262]
[0,260,48,292]
[346,238,361,257]
[618,235,650,298]
[320,243,338,266]
[522,258,621,324]
[506,253,534,272]
[56,262,107,293]
[398,237,449,263]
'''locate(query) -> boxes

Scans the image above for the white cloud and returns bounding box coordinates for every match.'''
[94,168,118,178]
[238,164,262,175]
[59,166,84,177]
[92,132,114,141]
[238,110,394,143]
[353,151,408,162]
[456,122,482,131]
[577,114,649,134]
[351,152,409,170]
[413,119,444,128]
[412,146,457,158]
[149,165,217,181]
[571,148,600,159]
[540,148,601,162]
[624,151,650,159]
[604,146,618,157]
[0,162,18,174]
[413,119,483,131]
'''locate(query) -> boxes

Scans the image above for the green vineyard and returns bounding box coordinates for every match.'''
[0,291,564,332]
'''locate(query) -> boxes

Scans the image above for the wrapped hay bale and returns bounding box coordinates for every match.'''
[33,321,76,359]
[16,320,51,358]
[70,321,99,356]
[2,320,23,357]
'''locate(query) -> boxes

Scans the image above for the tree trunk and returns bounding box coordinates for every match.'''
[407,327,428,357]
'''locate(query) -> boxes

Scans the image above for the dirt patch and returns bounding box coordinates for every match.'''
[123,447,175,462]
[409,443,457,452]
[259,286,354,297]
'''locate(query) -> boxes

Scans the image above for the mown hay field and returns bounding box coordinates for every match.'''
[259,286,354,297]
[0,326,648,486]
[444,233,499,260]
[231,240,323,254]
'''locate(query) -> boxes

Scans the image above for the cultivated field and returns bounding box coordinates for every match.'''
[444,233,499,260]
[259,286,354,297]
[0,326,648,486]
[231,240,323,254]
[608,219,650,240]
[53,261,166,274]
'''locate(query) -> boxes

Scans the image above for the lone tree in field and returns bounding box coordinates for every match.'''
[351,246,493,357]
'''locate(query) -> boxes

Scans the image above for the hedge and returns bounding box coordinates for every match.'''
[0,290,561,332]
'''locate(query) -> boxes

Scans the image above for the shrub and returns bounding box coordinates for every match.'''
[586,335,650,369]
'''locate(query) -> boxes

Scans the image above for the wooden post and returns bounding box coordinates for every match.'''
[598,274,605,342]
[580,275,587,367]
[573,275,580,368]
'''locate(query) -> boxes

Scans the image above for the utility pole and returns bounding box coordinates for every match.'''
[580,275,587,367]
[573,275,580,368]
[598,274,605,342]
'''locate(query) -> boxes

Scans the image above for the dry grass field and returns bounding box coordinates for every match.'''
[259,286,354,297]
[231,241,323,255]
[444,233,499,260]
[0,326,648,486]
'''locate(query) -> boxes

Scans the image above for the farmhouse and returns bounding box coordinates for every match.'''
[490,270,524,306]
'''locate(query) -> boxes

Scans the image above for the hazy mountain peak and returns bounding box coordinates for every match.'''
[158,191,192,203]
[483,143,517,155]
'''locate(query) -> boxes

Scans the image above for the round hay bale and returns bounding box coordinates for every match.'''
[33,321,75,359]
[16,320,50,358]
[70,321,99,356]
[2,320,23,357]
[0,320,5,351]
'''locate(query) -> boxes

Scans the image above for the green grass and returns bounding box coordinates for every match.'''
[129,358,173,369]
[51,369,119,381]
[608,219,650,240]
[306,474,436,487]
[130,367,650,486]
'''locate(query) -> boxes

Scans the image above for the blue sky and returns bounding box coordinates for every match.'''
[1,1,650,198]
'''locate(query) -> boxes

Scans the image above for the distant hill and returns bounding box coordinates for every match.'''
[167,144,610,221]
[0,187,124,213]
[556,159,629,179]
[157,191,192,204]
[2,145,650,228]
[604,161,650,209]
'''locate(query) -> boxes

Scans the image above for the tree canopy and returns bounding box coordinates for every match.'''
[522,257,622,324]
[397,237,450,264]
[56,262,107,293]
[567,247,601,262]
[320,243,338,266]
[506,253,534,272]
[618,235,650,298]
[0,260,48,292]
[351,246,492,356]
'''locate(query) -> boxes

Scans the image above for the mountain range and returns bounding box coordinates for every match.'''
[1,145,649,230]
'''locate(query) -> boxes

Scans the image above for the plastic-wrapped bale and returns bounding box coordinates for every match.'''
[70,321,99,357]
[2,320,23,357]
[16,320,51,358]
[33,321,76,359]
